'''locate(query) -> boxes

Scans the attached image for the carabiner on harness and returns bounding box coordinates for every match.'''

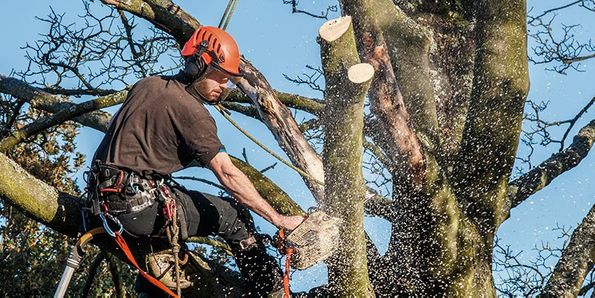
[99,212,123,237]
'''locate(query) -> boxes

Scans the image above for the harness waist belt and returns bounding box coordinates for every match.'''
[91,162,160,214]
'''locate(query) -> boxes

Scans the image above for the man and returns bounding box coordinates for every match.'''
[89,26,304,296]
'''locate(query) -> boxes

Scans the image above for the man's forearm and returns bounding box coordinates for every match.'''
[218,167,282,226]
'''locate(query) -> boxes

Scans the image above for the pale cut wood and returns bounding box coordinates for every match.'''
[348,63,375,84]
[319,16,353,42]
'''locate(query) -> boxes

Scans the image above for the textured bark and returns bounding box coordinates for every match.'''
[0,153,80,237]
[454,0,529,230]
[508,119,595,208]
[368,0,441,155]
[340,0,426,187]
[540,205,595,298]
[0,75,119,132]
[0,91,126,152]
[320,16,374,296]
[235,59,326,202]
[225,88,324,116]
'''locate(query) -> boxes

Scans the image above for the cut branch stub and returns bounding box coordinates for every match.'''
[348,63,375,84]
[320,15,375,296]
[319,15,353,42]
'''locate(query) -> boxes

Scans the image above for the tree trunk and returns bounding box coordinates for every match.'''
[320,16,375,296]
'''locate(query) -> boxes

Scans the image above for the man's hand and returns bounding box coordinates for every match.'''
[274,215,306,231]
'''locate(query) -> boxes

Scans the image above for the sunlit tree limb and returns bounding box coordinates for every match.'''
[508,119,595,209]
[539,204,595,297]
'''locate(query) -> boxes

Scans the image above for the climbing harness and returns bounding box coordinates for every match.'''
[76,162,183,297]
[99,205,180,298]
[214,104,326,187]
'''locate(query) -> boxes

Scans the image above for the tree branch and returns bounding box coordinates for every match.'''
[454,0,529,229]
[0,90,126,152]
[509,119,595,208]
[539,204,595,297]
[369,0,441,156]
[0,75,119,132]
[99,0,199,46]
[0,153,80,237]
[340,0,426,187]
[364,190,395,220]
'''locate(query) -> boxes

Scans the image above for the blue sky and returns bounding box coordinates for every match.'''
[0,0,593,292]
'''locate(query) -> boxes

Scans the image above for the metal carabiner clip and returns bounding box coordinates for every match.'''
[99,212,124,237]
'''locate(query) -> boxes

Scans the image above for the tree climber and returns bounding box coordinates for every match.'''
[87,26,305,297]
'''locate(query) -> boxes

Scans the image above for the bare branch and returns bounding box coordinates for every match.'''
[528,15,595,74]
[283,65,325,93]
[0,74,119,132]
[528,1,583,24]
[282,0,338,19]
[540,205,595,297]
[0,90,126,152]
[225,88,324,116]
[509,119,595,208]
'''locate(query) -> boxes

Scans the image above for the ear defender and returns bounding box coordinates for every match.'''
[182,55,207,80]
[182,40,210,80]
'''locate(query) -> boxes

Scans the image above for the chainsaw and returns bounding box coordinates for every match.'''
[277,210,342,270]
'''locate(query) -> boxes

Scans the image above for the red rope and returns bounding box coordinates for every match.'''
[278,229,293,298]
[114,232,179,298]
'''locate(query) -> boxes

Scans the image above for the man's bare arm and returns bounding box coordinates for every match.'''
[208,152,304,230]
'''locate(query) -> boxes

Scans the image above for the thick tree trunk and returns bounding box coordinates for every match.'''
[320,16,375,296]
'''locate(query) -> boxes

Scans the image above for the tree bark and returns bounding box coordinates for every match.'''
[508,119,595,209]
[0,153,80,237]
[0,91,126,152]
[320,16,375,296]
[0,75,120,132]
[540,205,595,298]
[454,0,529,231]
[340,0,426,187]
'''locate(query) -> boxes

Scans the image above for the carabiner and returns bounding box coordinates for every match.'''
[99,212,123,237]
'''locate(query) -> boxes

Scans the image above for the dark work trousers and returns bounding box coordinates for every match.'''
[112,186,282,297]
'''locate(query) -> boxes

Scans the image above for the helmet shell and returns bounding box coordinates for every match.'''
[181,26,241,76]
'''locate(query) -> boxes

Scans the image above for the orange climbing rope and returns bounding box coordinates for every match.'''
[277,228,295,298]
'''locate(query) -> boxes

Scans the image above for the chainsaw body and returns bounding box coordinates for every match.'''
[284,211,341,270]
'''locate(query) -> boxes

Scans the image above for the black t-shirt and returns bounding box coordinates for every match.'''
[94,75,224,177]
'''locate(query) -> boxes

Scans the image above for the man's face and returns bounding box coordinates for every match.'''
[193,67,231,102]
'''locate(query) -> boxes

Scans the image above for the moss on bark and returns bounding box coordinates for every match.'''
[320,17,374,296]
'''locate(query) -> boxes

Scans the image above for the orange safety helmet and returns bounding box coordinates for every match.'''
[181,26,241,77]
